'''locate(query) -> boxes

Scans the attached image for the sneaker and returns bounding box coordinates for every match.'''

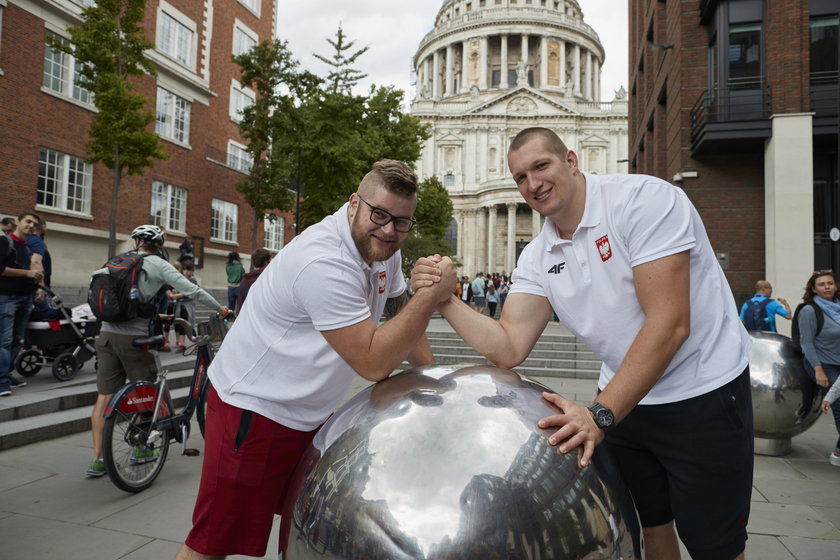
[830,452,840,467]
[176,344,186,354]
[130,446,161,464]
[85,459,106,477]
[9,376,26,388]
[161,340,171,352]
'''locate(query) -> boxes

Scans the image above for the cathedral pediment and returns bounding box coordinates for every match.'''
[467,87,578,117]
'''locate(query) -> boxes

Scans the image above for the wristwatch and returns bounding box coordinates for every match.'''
[587,402,615,432]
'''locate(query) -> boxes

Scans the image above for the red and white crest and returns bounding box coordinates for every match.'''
[596,235,612,262]
[378,270,387,294]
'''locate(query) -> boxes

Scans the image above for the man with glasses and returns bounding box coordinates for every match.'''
[175,159,456,560]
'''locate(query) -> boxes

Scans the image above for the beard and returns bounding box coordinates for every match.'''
[351,214,401,264]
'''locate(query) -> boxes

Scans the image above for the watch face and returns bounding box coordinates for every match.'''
[595,408,614,428]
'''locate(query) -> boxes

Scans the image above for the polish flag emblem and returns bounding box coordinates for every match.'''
[378,271,387,294]
[596,235,612,262]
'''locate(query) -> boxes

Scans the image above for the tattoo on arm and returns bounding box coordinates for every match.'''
[384,292,410,319]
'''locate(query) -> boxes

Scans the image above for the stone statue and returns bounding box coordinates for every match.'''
[515,60,528,85]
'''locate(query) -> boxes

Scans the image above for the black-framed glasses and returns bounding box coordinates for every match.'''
[356,195,416,233]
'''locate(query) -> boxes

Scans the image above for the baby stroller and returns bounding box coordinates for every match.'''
[15,287,100,381]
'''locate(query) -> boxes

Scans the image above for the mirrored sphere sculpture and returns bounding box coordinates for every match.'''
[280,365,639,559]
[749,331,821,456]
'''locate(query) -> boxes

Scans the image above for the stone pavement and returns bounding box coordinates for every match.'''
[1,319,839,559]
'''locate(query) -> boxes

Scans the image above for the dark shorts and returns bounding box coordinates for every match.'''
[95,332,157,394]
[605,367,754,560]
[185,386,318,557]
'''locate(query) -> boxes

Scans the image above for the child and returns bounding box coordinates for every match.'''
[169,259,198,353]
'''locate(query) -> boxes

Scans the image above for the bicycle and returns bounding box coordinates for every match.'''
[101,313,231,493]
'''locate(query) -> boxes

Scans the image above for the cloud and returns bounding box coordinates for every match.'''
[276,0,627,101]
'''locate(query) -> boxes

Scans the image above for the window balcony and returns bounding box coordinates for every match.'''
[689,84,772,156]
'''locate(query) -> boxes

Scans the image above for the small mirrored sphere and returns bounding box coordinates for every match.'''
[749,331,821,439]
[280,365,640,560]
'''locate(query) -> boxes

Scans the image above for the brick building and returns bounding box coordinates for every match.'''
[628,0,838,332]
[0,0,292,289]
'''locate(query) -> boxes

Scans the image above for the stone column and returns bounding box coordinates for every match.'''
[463,208,477,274]
[573,44,581,96]
[479,36,488,90]
[500,34,509,89]
[476,207,487,275]
[559,40,566,91]
[487,205,497,273]
[521,34,529,65]
[594,59,601,101]
[540,36,548,88]
[532,208,541,237]
[461,40,470,93]
[585,51,592,100]
[433,50,441,99]
[424,58,432,97]
[445,44,454,96]
[506,203,517,274]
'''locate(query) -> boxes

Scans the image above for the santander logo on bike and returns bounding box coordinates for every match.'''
[127,395,155,406]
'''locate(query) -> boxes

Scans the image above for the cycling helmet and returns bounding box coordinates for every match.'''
[130,224,165,246]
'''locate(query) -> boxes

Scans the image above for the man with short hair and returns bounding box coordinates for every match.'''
[0,213,44,396]
[86,225,228,477]
[740,279,791,332]
[471,272,486,313]
[0,217,16,234]
[414,127,753,560]
[174,159,456,560]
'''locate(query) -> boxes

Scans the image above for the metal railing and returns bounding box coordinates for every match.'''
[689,85,771,141]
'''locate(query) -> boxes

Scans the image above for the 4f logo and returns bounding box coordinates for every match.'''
[378,271,387,294]
[596,235,612,262]
[547,262,566,274]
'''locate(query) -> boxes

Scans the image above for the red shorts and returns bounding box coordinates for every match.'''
[185,385,318,557]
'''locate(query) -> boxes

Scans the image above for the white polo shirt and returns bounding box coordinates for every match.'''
[209,202,406,430]
[510,172,750,404]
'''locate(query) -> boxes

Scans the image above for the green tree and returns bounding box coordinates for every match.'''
[400,176,454,273]
[295,27,430,230]
[234,39,319,246]
[49,0,168,257]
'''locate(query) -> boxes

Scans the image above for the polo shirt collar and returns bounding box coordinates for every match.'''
[541,171,602,249]
[336,201,372,272]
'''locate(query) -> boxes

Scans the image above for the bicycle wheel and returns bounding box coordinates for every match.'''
[197,378,210,439]
[102,389,171,493]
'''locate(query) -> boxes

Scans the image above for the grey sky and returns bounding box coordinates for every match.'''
[275,0,629,104]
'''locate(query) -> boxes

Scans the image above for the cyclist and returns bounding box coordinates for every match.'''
[86,225,229,478]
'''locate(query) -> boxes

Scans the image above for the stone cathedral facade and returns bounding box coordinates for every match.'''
[411,0,628,276]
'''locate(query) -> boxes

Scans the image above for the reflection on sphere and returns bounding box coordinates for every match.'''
[280,364,640,559]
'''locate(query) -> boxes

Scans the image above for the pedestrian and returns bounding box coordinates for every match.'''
[498,279,510,309]
[740,279,791,332]
[86,225,228,477]
[486,282,498,319]
[796,270,840,467]
[235,248,272,314]
[173,160,455,560]
[170,258,199,353]
[413,127,753,560]
[471,272,486,314]
[225,252,245,311]
[177,236,195,264]
[0,217,16,234]
[0,212,44,396]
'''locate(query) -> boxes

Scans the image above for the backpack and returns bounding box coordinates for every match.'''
[742,297,773,331]
[88,252,156,322]
[790,302,824,355]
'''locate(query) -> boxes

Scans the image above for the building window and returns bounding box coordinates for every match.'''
[37,148,92,215]
[444,173,455,187]
[233,22,258,56]
[230,81,255,122]
[264,214,285,251]
[157,8,195,67]
[228,141,252,173]
[810,16,839,85]
[151,181,187,233]
[237,0,260,17]
[211,199,238,243]
[727,23,762,88]
[156,86,191,144]
[43,34,93,104]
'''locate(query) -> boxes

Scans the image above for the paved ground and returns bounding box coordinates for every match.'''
[1,319,839,559]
